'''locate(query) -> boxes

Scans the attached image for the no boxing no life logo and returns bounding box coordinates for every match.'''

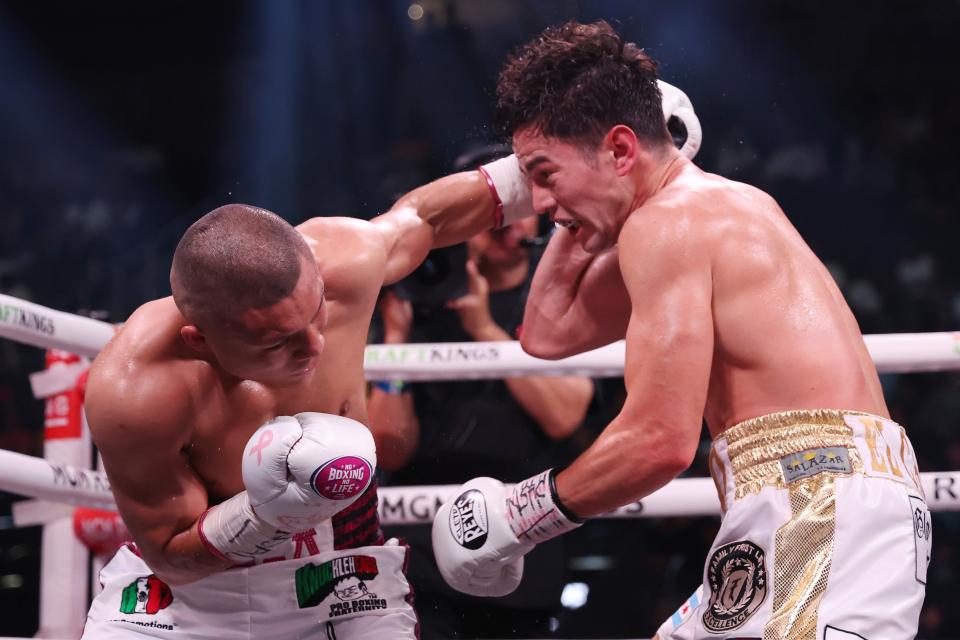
[310,456,373,500]
[703,540,767,633]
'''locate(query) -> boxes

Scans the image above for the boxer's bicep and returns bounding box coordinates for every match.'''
[111,440,208,558]
[91,391,208,564]
[617,221,713,467]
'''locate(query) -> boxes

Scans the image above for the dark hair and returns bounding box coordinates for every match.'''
[170,204,313,326]
[496,20,670,148]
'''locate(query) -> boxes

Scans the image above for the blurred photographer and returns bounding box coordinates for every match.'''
[368,152,595,635]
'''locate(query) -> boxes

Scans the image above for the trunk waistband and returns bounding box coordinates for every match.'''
[709,409,923,509]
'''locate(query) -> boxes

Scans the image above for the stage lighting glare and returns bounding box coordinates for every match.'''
[561,582,589,610]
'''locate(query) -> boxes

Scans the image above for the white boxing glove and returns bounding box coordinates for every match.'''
[657,79,702,160]
[199,412,376,564]
[432,477,533,597]
[478,155,534,229]
[432,470,582,597]
[244,412,376,529]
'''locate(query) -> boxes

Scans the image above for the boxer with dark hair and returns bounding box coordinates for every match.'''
[432,20,928,640]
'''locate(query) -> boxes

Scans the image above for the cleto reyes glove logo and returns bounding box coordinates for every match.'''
[449,489,489,550]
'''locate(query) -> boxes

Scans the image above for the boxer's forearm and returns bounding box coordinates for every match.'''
[415,171,503,246]
[395,171,500,248]
[377,171,505,285]
[147,523,232,586]
[553,414,694,517]
[522,232,630,359]
[522,230,594,351]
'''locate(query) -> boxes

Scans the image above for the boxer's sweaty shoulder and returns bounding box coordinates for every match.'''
[87,298,203,451]
[297,216,388,308]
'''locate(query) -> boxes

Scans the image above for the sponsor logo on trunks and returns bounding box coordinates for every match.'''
[327,576,388,619]
[119,575,173,615]
[779,447,852,483]
[295,554,382,616]
[909,494,932,584]
[106,619,175,631]
[914,506,932,541]
[703,540,767,633]
[449,489,488,550]
[310,456,373,500]
[0,303,55,335]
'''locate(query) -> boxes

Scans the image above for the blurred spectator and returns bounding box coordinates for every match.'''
[369,217,595,638]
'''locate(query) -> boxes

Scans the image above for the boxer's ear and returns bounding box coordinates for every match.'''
[605,125,638,177]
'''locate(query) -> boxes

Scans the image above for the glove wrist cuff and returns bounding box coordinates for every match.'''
[198,492,291,565]
[478,155,535,229]
[505,469,583,545]
[548,468,586,524]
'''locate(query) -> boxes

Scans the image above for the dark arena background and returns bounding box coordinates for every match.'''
[1,1,959,638]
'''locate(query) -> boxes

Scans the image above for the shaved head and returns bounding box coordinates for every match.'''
[170,204,315,328]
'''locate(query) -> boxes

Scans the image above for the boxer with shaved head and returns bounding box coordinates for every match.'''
[83,175,512,638]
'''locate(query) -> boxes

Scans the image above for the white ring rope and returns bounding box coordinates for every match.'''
[0,449,115,510]
[0,293,114,359]
[2,293,959,523]
[2,293,960,378]
[364,333,960,379]
[2,448,958,526]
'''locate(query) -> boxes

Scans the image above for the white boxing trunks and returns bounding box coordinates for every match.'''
[656,410,930,640]
[81,539,417,639]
